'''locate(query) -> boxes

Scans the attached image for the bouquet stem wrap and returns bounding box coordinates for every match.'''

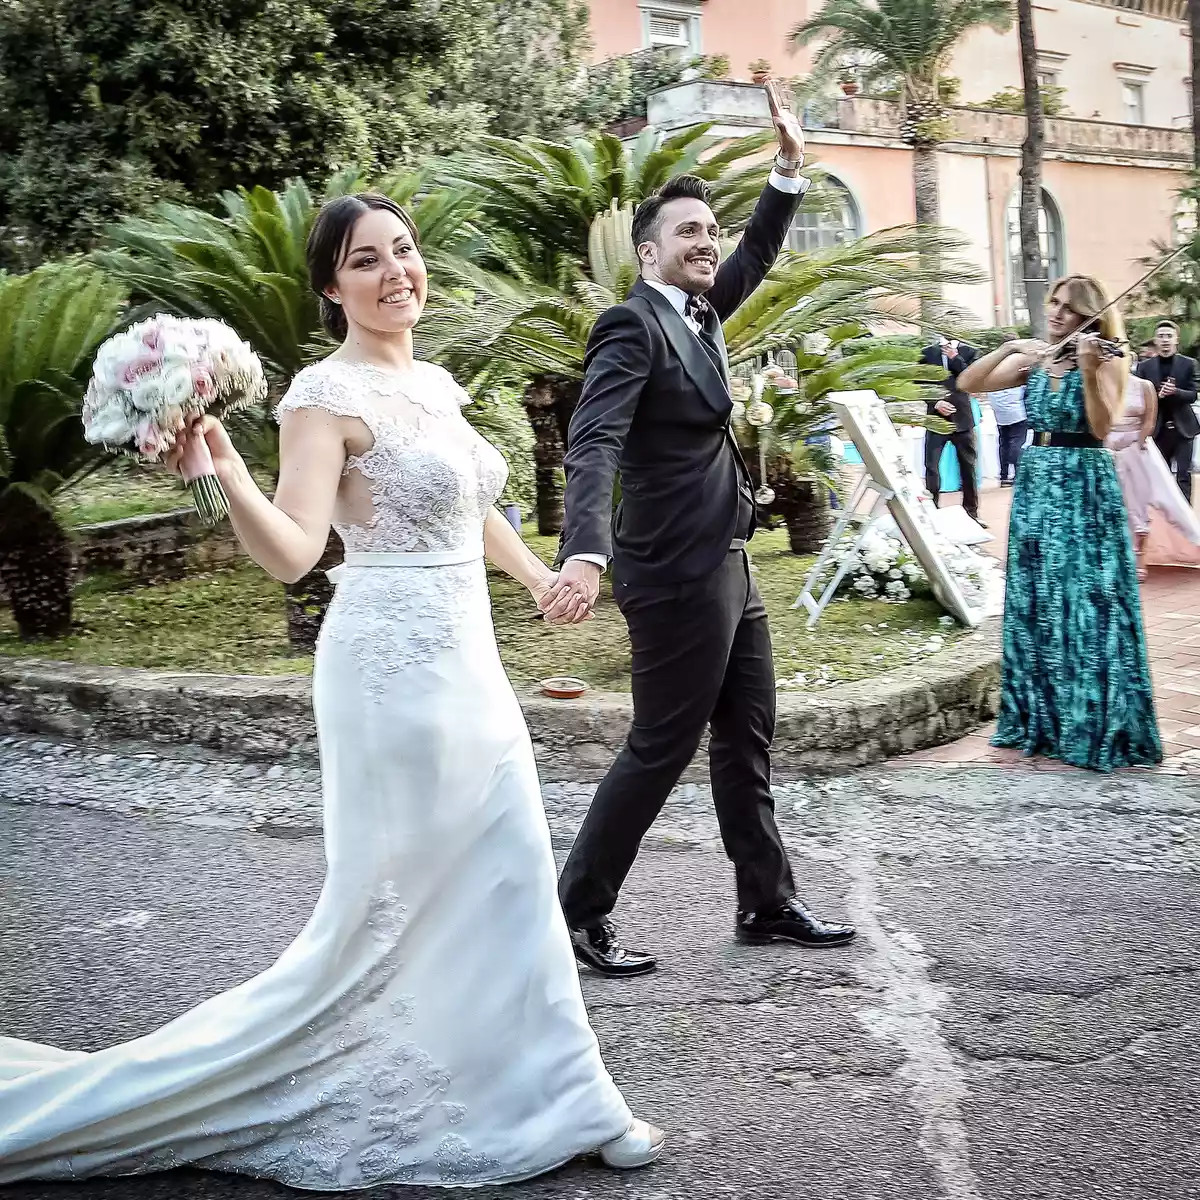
[178,434,230,525]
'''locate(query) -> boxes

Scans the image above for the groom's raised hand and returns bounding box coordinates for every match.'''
[765,78,804,168]
[539,559,601,625]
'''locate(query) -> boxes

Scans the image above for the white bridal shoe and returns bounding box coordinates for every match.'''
[599,1119,667,1169]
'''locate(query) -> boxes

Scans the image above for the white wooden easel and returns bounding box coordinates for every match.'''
[793,473,894,630]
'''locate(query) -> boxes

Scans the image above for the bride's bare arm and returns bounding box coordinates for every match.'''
[482,508,592,624]
[168,409,346,584]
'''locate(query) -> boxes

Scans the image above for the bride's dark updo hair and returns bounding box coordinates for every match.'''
[307,193,422,341]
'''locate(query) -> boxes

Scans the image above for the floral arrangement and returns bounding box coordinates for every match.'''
[812,519,1003,616]
[82,314,266,523]
[816,527,929,603]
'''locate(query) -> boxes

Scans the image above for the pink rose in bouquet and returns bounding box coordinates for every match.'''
[83,315,267,523]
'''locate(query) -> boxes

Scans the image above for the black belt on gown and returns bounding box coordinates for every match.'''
[1031,430,1104,449]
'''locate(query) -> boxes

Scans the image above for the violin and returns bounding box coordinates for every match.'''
[1051,332,1127,362]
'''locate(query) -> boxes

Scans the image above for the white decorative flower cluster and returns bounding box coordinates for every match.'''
[82,314,267,460]
[819,527,928,603]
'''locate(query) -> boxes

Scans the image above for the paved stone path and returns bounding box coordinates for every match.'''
[0,734,1197,1199]
[903,482,1200,770]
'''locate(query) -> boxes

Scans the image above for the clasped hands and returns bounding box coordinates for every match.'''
[533,559,602,626]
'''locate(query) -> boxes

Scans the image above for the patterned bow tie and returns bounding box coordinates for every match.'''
[685,294,710,324]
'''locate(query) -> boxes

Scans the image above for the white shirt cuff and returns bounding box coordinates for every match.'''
[768,168,809,195]
[566,553,608,572]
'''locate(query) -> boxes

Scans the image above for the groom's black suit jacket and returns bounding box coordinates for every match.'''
[557,182,803,587]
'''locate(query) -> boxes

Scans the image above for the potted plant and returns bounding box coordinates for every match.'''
[839,69,860,96]
[749,58,771,84]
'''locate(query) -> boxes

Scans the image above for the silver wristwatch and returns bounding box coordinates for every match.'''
[774,151,802,171]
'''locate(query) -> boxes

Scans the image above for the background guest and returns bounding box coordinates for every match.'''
[987,373,1028,488]
[1107,371,1200,579]
[1136,320,1198,502]
[921,335,982,524]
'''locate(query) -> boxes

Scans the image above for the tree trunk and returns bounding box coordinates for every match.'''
[523,377,566,536]
[284,528,343,652]
[1017,0,1048,337]
[0,487,74,640]
[1192,0,1200,167]
[912,142,942,334]
[912,143,941,229]
[766,457,832,554]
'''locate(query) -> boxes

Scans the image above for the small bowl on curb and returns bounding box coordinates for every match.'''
[540,676,588,700]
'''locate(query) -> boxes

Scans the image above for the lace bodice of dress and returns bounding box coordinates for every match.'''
[275,360,507,554]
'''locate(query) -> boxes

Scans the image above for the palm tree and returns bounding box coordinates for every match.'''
[93,172,494,650]
[432,126,779,533]
[791,0,1014,232]
[1016,0,1047,337]
[0,262,127,638]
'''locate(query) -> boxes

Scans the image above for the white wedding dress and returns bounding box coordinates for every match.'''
[0,358,634,1188]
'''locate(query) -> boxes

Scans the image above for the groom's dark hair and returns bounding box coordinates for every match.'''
[631,175,714,259]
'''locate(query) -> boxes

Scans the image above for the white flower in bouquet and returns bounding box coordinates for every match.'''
[82,314,266,524]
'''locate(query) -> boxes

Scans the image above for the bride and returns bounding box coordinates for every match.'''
[0,193,664,1188]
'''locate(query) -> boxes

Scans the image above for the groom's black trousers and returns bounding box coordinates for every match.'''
[558,549,796,928]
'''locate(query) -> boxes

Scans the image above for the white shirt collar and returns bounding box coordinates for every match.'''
[643,278,692,317]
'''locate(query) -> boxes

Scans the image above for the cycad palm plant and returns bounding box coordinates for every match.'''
[0,262,128,637]
[732,335,947,553]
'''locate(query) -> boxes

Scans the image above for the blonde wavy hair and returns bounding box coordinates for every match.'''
[1048,274,1131,390]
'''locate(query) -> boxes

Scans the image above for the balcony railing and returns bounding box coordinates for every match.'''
[645,83,1194,163]
[831,96,1194,161]
[1091,0,1187,20]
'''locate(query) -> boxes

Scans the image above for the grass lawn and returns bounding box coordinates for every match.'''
[58,463,188,527]
[0,527,965,689]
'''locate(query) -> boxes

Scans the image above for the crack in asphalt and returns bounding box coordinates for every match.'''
[843,835,983,1200]
[931,964,1200,1001]
[961,1024,1189,1072]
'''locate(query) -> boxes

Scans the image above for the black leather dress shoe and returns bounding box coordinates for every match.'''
[570,920,657,977]
[736,898,856,948]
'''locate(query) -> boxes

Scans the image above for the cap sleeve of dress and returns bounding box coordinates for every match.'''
[274,362,362,425]
[424,363,473,409]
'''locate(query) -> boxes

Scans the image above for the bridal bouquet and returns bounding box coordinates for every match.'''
[82,314,267,523]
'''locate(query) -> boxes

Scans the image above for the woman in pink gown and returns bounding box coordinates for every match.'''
[1106,373,1200,578]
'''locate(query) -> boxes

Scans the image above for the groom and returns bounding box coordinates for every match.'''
[541,81,856,977]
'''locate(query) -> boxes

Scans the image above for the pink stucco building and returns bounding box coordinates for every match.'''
[583,0,1194,327]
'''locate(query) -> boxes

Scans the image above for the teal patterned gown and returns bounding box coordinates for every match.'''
[992,367,1163,771]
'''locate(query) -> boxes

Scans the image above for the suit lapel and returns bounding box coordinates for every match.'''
[633,280,731,414]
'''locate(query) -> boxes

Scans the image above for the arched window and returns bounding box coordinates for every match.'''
[788,176,862,253]
[1006,189,1064,325]
[1173,194,1196,245]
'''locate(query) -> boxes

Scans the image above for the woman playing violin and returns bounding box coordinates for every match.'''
[958,274,1161,771]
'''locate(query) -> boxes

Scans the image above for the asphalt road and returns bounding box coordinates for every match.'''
[0,753,1198,1200]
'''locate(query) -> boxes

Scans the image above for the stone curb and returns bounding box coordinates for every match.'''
[0,621,1000,780]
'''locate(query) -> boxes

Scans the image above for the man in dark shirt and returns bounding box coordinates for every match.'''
[920,336,982,524]
[1136,320,1199,501]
